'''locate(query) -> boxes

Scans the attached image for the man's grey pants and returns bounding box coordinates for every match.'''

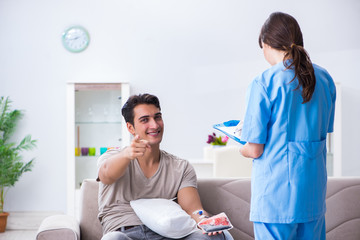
[101,225,229,240]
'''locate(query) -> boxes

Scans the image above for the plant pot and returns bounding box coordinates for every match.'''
[0,212,9,232]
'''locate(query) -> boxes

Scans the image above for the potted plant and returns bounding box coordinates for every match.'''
[0,96,37,232]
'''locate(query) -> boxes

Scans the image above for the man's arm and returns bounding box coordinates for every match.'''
[240,142,264,158]
[177,187,205,223]
[177,187,221,236]
[98,135,149,185]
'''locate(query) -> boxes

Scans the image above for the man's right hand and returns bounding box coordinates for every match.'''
[125,135,151,160]
[98,135,150,185]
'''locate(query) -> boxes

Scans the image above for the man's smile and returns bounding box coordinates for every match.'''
[147,130,161,136]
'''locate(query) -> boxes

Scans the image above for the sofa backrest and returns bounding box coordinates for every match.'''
[80,177,360,240]
[80,179,102,240]
[325,177,360,240]
[197,178,254,239]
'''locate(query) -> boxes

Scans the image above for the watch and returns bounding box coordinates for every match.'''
[62,26,90,53]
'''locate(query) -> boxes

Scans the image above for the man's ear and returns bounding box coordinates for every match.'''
[127,122,135,136]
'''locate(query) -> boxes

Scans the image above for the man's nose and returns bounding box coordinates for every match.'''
[148,118,159,128]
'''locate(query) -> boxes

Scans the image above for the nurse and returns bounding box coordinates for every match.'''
[240,12,336,240]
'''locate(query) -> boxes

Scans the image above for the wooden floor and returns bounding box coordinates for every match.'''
[0,230,38,240]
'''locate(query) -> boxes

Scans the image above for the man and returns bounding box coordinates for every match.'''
[97,93,226,240]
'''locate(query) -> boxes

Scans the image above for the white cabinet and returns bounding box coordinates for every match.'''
[66,82,130,215]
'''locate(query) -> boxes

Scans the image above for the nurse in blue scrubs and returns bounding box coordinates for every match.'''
[240,12,336,240]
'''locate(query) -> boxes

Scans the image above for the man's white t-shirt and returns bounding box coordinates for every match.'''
[97,148,197,234]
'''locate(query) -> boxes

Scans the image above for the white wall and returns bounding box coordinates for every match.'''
[1,0,359,213]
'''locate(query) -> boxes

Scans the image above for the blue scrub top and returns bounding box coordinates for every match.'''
[241,61,336,223]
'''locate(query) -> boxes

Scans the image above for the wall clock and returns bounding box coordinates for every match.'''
[62,26,90,53]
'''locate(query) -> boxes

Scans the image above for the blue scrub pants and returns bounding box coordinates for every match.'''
[253,215,325,240]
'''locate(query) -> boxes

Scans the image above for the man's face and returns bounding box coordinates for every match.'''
[127,104,164,146]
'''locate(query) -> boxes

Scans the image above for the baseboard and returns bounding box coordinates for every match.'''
[6,211,63,230]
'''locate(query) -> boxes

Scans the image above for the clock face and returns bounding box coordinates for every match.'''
[62,26,90,53]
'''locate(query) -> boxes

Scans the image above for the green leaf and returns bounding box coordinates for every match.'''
[0,96,37,212]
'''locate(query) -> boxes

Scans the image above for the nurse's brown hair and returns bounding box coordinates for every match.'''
[259,12,315,104]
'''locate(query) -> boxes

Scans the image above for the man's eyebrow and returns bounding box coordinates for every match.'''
[138,115,149,120]
[138,112,162,120]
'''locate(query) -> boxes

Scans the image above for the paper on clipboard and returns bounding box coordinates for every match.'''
[213,120,246,145]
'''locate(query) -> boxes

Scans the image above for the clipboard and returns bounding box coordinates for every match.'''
[213,120,246,145]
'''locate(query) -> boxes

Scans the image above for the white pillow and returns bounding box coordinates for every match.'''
[130,198,197,239]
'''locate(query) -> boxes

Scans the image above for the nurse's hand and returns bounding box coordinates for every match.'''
[240,142,264,158]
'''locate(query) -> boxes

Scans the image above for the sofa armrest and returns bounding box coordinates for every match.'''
[36,214,80,240]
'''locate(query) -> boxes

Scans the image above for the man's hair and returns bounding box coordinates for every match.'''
[121,93,161,125]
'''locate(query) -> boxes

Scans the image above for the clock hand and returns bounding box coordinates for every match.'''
[68,36,80,40]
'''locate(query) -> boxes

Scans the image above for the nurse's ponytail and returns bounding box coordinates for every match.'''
[259,12,316,104]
